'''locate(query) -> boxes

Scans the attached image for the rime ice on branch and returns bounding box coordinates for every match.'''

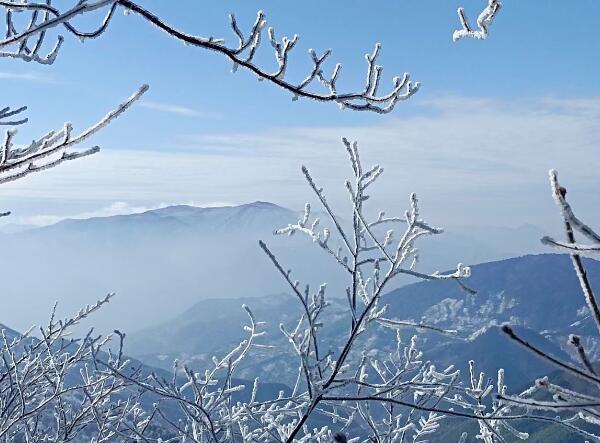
[119,3,420,113]
[0,2,149,214]
[256,138,477,441]
[0,1,419,113]
[0,295,159,441]
[498,171,600,442]
[0,84,148,185]
[0,106,27,126]
[453,0,502,41]
[102,139,514,442]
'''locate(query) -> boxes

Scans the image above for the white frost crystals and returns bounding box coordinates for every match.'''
[453,0,502,41]
[254,138,477,441]
[0,1,419,114]
[0,294,157,442]
[0,84,148,185]
[497,171,600,442]
[69,138,492,442]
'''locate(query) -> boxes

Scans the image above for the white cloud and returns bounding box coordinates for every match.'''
[140,101,222,118]
[18,202,160,226]
[3,95,600,229]
[0,71,54,83]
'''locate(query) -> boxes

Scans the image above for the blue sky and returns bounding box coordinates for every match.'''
[1,1,600,230]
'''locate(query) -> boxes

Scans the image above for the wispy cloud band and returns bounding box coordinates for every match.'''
[140,100,222,118]
[0,71,55,83]
[2,95,599,229]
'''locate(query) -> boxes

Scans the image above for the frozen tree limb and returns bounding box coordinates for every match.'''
[502,325,600,385]
[0,1,419,113]
[0,295,159,441]
[498,171,600,441]
[453,0,502,41]
[0,84,148,185]
[0,0,117,63]
[541,235,600,256]
[260,138,482,442]
[547,170,600,336]
[100,139,504,442]
[0,4,148,212]
[119,3,419,113]
[0,105,27,126]
[100,305,269,442]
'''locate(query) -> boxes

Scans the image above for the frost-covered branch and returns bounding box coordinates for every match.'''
[0,3,147,214]
[101,305,270,442]
[547,170,600,336]
[453,0,502,41]
[0,0,117,64]
[0,84,148,185]
[0,296,158,442]
[119,2,419,113]
[256,138,486,442]
[100,138,497,442]
[0,1,419,114]
[0,106,27,126]
[498,170,600,441]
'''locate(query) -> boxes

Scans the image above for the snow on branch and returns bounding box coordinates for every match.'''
[258,137,479,441]
[497,171,600,441]
[0,1,419,113]
[453,0,502,41]
[541,170,600,256]
[0,105,27,126]
[0,84,148,185]
[99,304,269,442]
[0,0,117,64]
[120,2,419,113]
[99,138,491,442]
[545,170,600,336]
[0,295,157,441]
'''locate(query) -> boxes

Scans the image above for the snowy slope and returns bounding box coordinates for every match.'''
[128,254,600,387]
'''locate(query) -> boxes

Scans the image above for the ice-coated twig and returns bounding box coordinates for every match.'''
[99,304,269,442]
[496,169,600,441]
[502,325,600,385]
[0,105,27,126]
[569,334,597,376]
[376,317,458,335]
[453,0,502,41]
[258,137,482,442]
[541,236,600,256]
[0,0,117,64]
[0,0,419,113]
[0,295,157,442]
[548,170,600,336]
[0,84,148,185]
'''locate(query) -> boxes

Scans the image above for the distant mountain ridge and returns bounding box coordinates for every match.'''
[385,253,600,333]
[128,254,600,390]
[0,201,549,334]
[0,201,342,333]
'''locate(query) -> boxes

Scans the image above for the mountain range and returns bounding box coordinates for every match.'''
[123,253,600,442]
[0,201,548,334]
[1,203,595,441]
[127,254,600,390]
